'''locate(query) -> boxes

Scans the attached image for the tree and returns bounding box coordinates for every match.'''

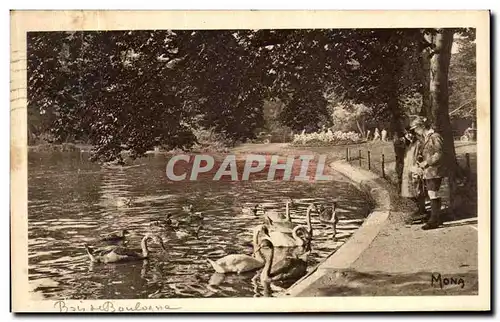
[246,29,427,189]
[325,29,424,188]
[27,30,267,162]
[328,99,371,136]
[415,28,475,209]
[28,27,473,202]
[248,29,355,132]
[28,31,194,162]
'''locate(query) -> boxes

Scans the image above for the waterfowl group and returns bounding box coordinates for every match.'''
[207,199,331,286]
[84,198,342,292]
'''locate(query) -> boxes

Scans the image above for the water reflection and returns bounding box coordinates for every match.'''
[28,151,370,299]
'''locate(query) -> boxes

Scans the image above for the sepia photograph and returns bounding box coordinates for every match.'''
[10,10,490,312]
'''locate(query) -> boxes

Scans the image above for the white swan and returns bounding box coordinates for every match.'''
[265,204,314,248]
[207,224,268,274]
[266,226,305,247]
[264,199,293,224]
[207,254,264,274]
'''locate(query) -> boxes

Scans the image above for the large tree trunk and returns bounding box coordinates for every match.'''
[429,29,457,210]
[388,86,405,192]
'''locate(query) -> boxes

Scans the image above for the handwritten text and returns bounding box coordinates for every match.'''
[431,273,465,289]
[53,300,181,313]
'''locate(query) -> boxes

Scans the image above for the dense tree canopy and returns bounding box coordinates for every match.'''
[28,28,475,173]
[28,30,268,162]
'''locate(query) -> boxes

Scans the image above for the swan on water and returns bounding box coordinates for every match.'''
[264,199,296,232]
[84,233,166,264]
[255,238,308,283]
[264,204,314,248]
[317,202,339,239]
[207,224,269,274]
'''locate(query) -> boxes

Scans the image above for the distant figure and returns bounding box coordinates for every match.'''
[366,130,371,141]
[462,125,476,142]
[381,129,388,142]
[373,128,380,141]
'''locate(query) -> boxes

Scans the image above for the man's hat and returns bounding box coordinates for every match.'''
[409,115,427,130]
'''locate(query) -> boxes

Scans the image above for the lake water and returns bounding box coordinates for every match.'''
[28,150,370,299]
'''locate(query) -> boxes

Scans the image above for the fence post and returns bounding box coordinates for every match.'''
[359,150,362,167]
[465,153,470,173]
[367,151,371,170]
[381,154,385,178]
[346,148,349,161]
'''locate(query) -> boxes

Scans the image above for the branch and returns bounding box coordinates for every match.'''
[449,99,475,116]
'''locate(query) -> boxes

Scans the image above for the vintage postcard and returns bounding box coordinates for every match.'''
[11,10,490,312]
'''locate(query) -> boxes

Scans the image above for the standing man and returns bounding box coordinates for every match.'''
[409,116,446,230]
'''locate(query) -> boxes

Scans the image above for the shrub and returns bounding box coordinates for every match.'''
[292,129,363,146]
[191,128,233,153]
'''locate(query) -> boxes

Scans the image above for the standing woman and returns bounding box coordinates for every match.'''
[400,126,426,223]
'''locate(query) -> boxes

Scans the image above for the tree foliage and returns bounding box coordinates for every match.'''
[28,30,267,162]
[28,28,470,173]
[449,37,476,121]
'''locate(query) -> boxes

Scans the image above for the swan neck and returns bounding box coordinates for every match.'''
[141,235,150,257]
[306,208,312,232]
[85,247,97,262]
[252,225,261,249]
[261,245,274,280]
[292,226,303,243]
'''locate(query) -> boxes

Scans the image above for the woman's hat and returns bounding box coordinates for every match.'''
[408,115,427,130]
